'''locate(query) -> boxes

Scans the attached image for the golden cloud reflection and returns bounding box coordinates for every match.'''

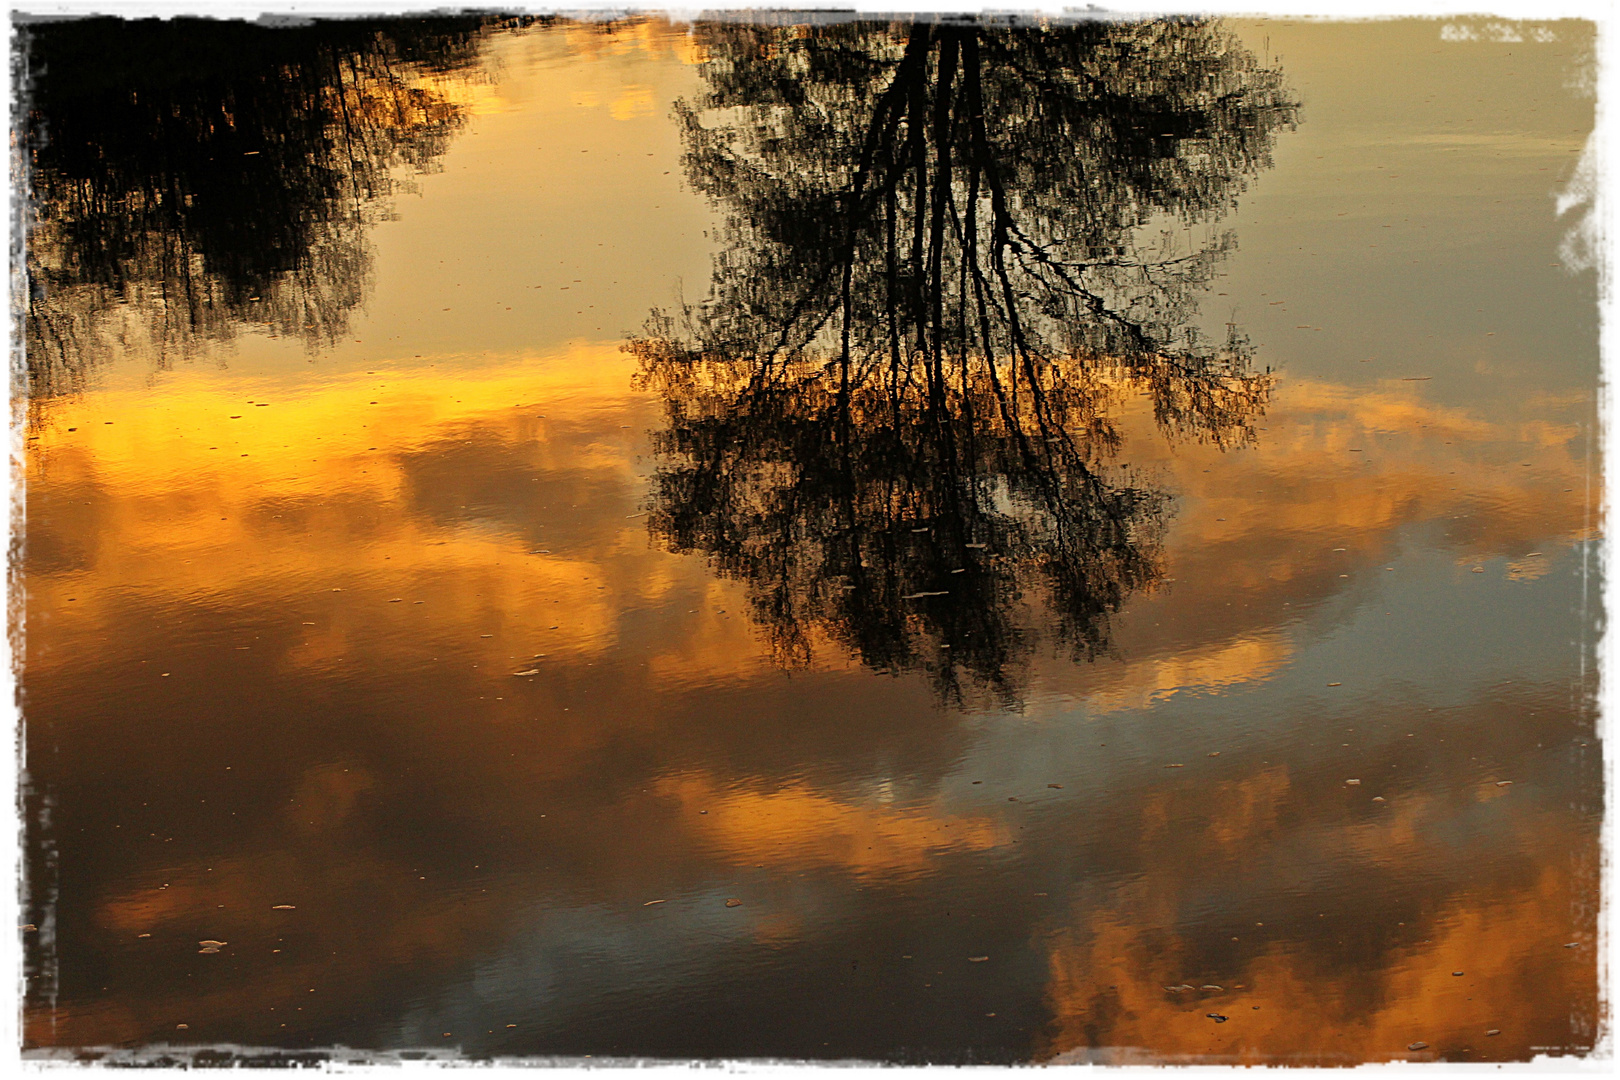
[22,340,1596,1058]
[29,347,1590,722]
[1025,373,1593,712]
[1080,632,1294,713]
[1041,803,1596,1064]
[26,345,773,690]
[653,773,1009,880]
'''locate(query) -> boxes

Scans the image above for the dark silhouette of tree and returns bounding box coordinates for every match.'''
[19,15,504,398]
[629,15,1297,707]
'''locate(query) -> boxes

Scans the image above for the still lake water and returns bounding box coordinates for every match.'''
[18,13,1603,1064]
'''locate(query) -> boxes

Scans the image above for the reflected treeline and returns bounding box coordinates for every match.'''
[20,15,501,397]
[630,16,1297,705]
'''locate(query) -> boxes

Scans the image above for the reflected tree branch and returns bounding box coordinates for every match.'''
[638,15,1296,706]
[21,15,505,400]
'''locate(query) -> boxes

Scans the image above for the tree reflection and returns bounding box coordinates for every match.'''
[630,16,1297,706]
[21,15,499,397]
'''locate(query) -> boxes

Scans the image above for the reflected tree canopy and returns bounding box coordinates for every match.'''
[630,16,1298,705]
[20,15,499,397]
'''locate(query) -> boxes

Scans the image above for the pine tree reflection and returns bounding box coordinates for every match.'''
[21,15,497,397]
[630,16,1297,706]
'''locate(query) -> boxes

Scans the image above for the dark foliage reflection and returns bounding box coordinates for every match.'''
[20,15,499,397]
[630,16,1298,705]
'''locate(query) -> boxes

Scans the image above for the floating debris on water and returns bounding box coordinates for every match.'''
[901,591,949,599]
[725,898,742,907]
[1408,1042,1428,1051]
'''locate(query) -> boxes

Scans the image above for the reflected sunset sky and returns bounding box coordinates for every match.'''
[18,14,1602,1064]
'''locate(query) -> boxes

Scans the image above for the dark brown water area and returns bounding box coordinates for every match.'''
[15,13,1602,1064]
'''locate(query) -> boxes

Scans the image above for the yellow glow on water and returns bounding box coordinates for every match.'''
[27,349,1591,702]
[1042,860,1590,1064]
[1080,631,1295,712]
[654,774,1011,878]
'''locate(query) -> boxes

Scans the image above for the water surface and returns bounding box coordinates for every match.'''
[18,13,1601,1064]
